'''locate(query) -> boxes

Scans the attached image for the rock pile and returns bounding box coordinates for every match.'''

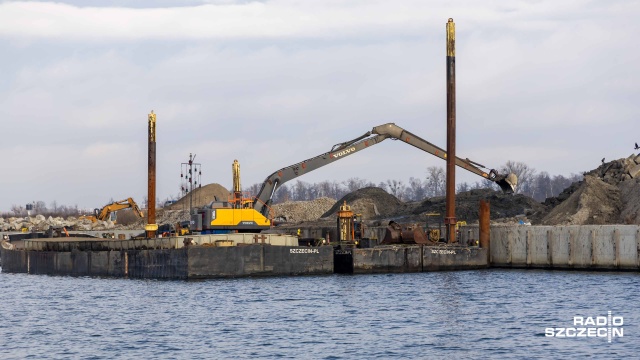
[0,215,116,232]
[586,154,640,185]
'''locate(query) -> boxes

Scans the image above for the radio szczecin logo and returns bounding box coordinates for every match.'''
[545,311,623,343]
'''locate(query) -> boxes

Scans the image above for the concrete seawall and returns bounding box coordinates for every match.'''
[487,225,640,270]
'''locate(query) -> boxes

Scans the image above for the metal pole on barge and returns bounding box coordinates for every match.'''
[146,110,158,238]
[445,18,457,244]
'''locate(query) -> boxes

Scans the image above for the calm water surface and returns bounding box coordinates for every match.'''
[0,268,637,359]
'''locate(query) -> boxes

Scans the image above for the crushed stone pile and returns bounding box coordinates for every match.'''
[167,183,230,210]
[272,198,336,223]
[321,187,402,219]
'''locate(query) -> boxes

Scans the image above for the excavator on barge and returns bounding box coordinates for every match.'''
[190,123,517,234]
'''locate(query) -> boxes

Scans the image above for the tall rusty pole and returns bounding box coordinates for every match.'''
[445,18,457,243]
[145,110,158,238]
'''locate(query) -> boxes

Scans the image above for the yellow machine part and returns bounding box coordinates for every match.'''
[428,229,440,242]
[456,221,467,230]
[210,208,271,227]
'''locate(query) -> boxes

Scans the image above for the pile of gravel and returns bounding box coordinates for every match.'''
[321,187,402,219]
[167,183,230,210]
[272,197,336,223]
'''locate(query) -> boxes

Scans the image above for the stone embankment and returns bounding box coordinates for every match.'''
[0,215,116,232]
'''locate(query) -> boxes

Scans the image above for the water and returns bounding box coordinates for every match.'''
[0,269,637,359]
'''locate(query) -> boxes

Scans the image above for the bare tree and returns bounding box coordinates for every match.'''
[456,182,470,193]
[425,166,446,197]
[405,177,426,201]
[385,179,406,200]
[342,177,374,193]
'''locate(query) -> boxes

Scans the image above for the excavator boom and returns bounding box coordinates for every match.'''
[95,198,144,222]
[253,123,517,217]
[371,123,517,192]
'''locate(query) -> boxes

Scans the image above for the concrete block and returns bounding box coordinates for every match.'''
[490,227,512,266]
[591,226,615,268]
[527,227,552,267]
[629,164,640,179]
[616,227,640,269]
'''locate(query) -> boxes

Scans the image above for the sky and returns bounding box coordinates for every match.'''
[1,0,639,212]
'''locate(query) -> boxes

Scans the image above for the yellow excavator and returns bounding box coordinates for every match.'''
[190,123,517,234]
[82,198,144,223]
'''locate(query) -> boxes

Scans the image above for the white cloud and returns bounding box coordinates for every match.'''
[1,0,639,211]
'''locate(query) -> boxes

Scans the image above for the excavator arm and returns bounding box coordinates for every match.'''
[253,123,517,217]
[371,123,517,190]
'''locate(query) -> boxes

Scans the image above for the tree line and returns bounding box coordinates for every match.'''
[3,161,582,217]
[246,161,582,204]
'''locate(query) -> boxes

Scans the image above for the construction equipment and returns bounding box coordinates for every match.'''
[190,160,271,234]
[252,123,517,217]
[82,198,144,223]
[193,123,517,234]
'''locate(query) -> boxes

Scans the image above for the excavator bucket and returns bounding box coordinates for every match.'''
[495,173,518,194]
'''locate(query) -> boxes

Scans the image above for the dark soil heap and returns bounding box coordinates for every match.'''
[411,188,545,223]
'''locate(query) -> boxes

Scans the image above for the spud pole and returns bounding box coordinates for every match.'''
[445,18,457,244]
[146,111,158,238]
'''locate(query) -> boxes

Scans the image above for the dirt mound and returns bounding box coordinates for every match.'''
[410,188,545,223]
[541,175,620,225]
[618,179,640,224]
[167,183,230,210]
[272,198,336,223]
[539,154,640,225]
[321,187,401,219]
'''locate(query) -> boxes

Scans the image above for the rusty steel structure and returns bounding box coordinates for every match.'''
[445,18,457,243]
[145,110,158,238]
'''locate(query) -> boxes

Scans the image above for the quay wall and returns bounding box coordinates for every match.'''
[462,225,640,270]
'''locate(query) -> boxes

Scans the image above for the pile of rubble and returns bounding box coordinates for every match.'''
[587,154,640,185]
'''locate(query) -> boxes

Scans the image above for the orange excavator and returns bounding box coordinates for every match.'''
[82,198,144,223]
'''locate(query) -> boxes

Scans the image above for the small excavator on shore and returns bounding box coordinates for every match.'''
[82,198,144,223]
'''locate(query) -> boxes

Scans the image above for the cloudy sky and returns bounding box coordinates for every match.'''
[1,0,639,211]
